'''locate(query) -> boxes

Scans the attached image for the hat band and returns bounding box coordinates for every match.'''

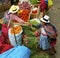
[43,18,48,21]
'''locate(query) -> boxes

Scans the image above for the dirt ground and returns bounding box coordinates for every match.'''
[48,0,60,58]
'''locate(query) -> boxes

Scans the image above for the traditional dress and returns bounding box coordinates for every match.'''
[39,27,50,50]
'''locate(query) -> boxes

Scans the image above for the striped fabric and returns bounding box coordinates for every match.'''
[44,24,57,38]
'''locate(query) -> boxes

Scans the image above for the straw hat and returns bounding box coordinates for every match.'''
[9,5,19,13]
[40,15,50,23]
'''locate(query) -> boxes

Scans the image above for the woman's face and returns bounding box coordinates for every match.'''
[41,21,46,25]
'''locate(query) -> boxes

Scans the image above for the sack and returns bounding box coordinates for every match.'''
[48,0,53,8]
[8,25,23,46]
[44,24,57,38]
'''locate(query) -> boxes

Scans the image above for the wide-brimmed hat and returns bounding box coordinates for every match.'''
[40,15,50,23]
[9,5,19,13]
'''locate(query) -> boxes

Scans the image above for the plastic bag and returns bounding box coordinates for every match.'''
[0,46,31,58]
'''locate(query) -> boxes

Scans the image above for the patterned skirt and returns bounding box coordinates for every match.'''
[39,34,50,50]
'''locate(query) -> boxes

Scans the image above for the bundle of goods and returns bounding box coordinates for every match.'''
[18,2,31,10]
[0,46,31,58]
[8,25,23,46]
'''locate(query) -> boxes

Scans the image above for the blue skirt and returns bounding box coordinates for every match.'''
[39,34,50,50]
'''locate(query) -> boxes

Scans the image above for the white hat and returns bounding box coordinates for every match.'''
[9,5,19,13]
[40,15,50,23]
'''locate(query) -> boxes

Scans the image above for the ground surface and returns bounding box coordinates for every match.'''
[48,0,60,58]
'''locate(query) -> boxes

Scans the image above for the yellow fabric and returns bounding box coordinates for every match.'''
[48,0,53,7]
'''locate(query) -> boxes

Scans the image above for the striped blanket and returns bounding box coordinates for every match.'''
[44,24,57,38]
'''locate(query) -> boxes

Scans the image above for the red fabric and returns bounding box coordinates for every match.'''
[0,35,5,43]
[2,24,10,44]
[50,39,57,47]
[0,24,13,54]
[0,34,13,54]
[0,44,13,54]
[39,0,46,12]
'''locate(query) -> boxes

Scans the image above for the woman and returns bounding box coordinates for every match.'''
[39,15,50,50]
[34,15,57,55]
[34,15,50,50]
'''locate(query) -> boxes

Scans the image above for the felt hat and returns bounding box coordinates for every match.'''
[9,5,19,13]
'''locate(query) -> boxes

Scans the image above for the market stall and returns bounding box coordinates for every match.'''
[0,0,53,58]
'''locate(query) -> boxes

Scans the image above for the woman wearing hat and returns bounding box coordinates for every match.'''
[4,5,27,24]
[34,15,57,55]
[39,15,50,50]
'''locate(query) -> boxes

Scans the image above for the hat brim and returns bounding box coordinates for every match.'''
[40,18,50,23]
[9,5,19,13]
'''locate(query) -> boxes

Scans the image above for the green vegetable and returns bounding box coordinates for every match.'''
[30,19,40,26]
[31,27,36,31]
[26,37,38,49]
[30,0,38,4]
[22,26,35,37]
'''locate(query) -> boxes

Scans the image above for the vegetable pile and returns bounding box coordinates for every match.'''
[22,26,38,49]
[18,9,30,22]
